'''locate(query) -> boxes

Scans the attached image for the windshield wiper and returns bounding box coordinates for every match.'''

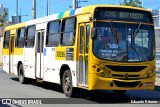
[133,22,142,37]
[130,22,142,61]
[109,20,118,43]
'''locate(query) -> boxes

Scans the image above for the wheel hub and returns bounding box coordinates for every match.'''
[64,77,71,92]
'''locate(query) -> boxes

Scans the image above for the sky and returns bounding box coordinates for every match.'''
[1,0,160,22]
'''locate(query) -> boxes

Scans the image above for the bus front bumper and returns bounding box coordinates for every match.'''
[89,73,156,90]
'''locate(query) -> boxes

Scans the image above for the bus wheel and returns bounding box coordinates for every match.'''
[19,64,26,84]
[62,70,76,97]
[113,90,127,95]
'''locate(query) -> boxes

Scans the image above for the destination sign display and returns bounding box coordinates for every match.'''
[94,8,153,23]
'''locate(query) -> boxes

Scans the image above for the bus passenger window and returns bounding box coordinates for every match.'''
[3,31,10,48]
[61,17,76,46]
[25,26,36,48]
[46,20,60,47]
[16,28,25,48]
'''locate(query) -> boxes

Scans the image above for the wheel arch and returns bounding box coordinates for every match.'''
[59,64,71,85]
[17,61,23,75]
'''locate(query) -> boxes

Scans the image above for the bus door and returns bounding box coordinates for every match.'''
[78,23,90,86]
[35,30,44,79]
[9,35,15,74]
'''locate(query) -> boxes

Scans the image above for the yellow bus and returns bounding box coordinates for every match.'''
[2,5,156,97]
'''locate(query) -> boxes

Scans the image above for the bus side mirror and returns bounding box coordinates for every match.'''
[91,28,97,39]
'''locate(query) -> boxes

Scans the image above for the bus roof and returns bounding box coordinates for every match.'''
[4,4,151,30]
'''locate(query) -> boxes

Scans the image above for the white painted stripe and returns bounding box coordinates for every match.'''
[75,8,82,15]
[26,13,59,26]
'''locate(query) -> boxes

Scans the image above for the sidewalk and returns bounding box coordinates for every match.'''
[155,76,160,86]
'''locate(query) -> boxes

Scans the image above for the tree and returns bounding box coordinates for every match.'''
[0,11,8,28]
[120,0,142,8]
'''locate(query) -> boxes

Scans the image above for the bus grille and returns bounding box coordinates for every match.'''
[113,80,140,87]
[106,65,146,72]
[112,74,139,78]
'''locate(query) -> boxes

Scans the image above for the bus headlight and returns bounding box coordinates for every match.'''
[101,72,105,77]
[92,64,110,78]
[143,69,155,78]
[97,68,101,72]
[149,69,154,73]
[145,73,150,78]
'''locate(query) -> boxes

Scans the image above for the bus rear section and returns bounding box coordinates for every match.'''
[2,23,26,75]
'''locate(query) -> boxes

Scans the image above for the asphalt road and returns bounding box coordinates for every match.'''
[0,68,160,107]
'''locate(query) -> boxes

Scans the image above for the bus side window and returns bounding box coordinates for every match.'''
[25,25,36,48]
[3,31,10,48]
[61,17,76,46]
[16,28,25,48]
[46,20,61,47]
[86,25,90,53]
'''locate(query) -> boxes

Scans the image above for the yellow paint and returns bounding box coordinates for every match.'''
[88,72,155,90]
[80,5,150,13]
[4,22,25,31]
[79,5,154,91]
[3,48,23,55]
[63,10,70,18]
[2,5,155,91]
[13,48,24,55]
[2,49,9,55]
[81,6,93,13]
[10,29,16,35]
[71,5,150,18]
[55,47,66,60]
[88,45,156,90]
[77,14,91,23]
[2,22,25,56]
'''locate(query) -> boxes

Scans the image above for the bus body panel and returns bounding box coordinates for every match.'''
[24,47,36,79]
[89,73,155,90]
[88,51,156,90]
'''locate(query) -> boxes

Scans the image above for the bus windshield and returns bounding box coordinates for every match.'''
[93,22,155,62]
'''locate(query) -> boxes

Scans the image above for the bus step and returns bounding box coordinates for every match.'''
[36,79,43,83]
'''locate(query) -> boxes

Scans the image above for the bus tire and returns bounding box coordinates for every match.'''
[113,90,127,95]
[62,70,76,97]
[18,64,26,84]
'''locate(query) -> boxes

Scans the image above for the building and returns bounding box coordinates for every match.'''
[152,10,160,28]
[12,16,21,24]
[151,10,160,50]
[155,29,160,51]
[0,4,8,21]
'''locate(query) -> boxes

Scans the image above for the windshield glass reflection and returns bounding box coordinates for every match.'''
[93,22,154,62]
